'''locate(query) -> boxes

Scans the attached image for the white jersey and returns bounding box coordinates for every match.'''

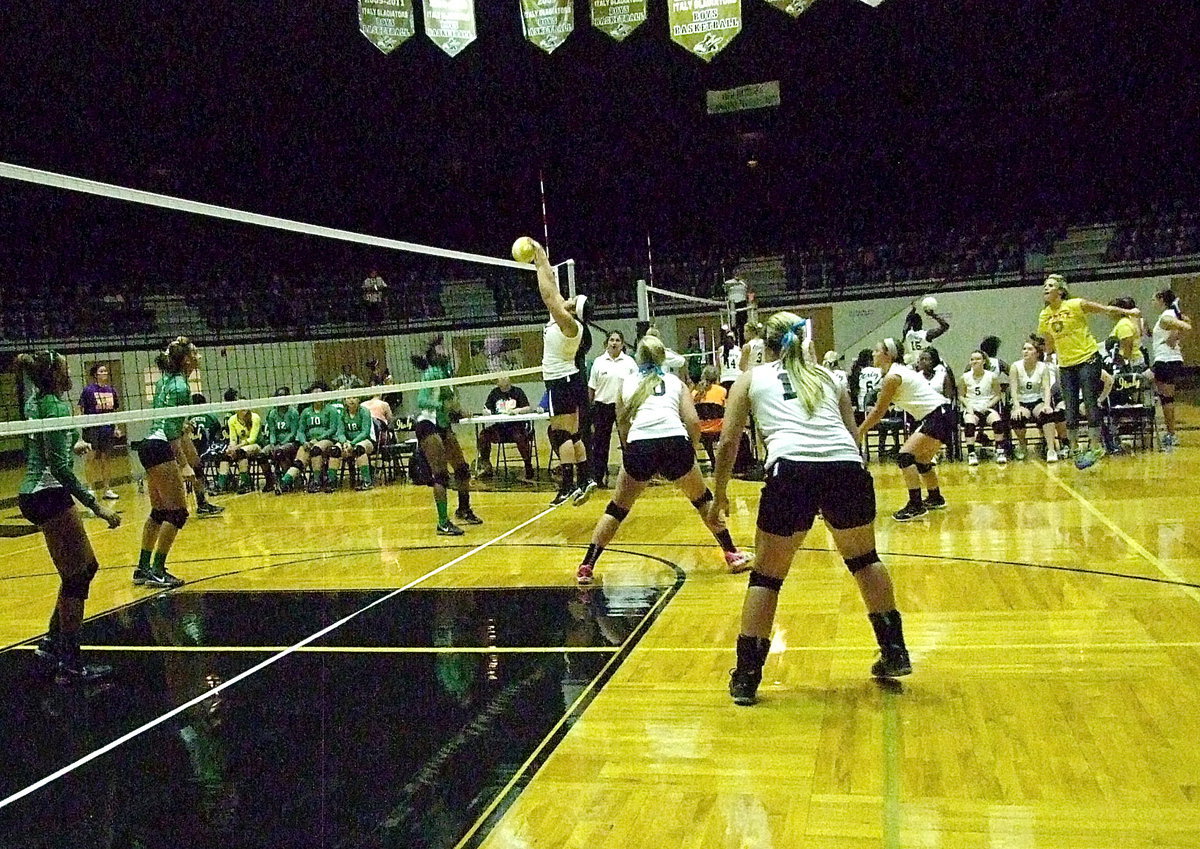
[744,338,766,368]
[588,352,638,404]
[830,368,849,396]
[1152,313,1184,364]
[903,329,930,366]
[542,318,583,381]
[1011,360,1049,406]
[923,363,948,393]
[961,369,999,413]
[719,345,742,383]
[747,362,861,466]
[623,371,688,442]
[885,363,947,419]
[857,366,883,411]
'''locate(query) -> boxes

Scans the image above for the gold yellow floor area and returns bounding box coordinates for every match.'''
[4,429,1200,846]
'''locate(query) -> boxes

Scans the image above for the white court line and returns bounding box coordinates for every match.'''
[0,505,557,811]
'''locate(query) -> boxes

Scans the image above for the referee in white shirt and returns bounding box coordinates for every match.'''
[588,330,638,487]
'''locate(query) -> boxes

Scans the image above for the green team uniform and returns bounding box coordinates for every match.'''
[146,373,192,441]
[297,404,341,442]
[416,365,456,428]
[339,405,375,445]
[265,407,299,445]
[19,393,97,511]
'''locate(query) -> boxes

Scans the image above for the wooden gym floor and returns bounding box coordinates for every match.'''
[2,416,1200,848]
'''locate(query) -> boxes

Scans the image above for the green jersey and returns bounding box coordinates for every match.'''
[188,412,225,447]
[265,407,299,445]
[416,365,455,429]
[147,373,192,441]
[19,393,97,510]
[339,404,374,445]
[298,404,340,442]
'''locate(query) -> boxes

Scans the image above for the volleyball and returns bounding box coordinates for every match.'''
[921,296,938,313]
[511,236,537,264]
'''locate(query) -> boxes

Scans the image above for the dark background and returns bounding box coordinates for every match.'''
[2,0,1198,266]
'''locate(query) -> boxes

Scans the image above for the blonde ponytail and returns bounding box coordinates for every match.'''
[620,335,667,429]
[764,311,834,416]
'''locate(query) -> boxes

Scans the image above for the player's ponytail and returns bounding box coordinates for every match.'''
[620,335,666,430]
[765,312,833,416]
[157,336,195,373]
[14,350,65,400]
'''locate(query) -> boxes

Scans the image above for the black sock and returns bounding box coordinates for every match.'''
[907,488,922,506]
[868,610,907,652]
[927,487,941,500]
[560,464,575,491]
[458,489,471,511]
[196,491,208,507]
[47,607,61,639]
[582,542,604,567]
[576,462,591,485]
[735,634,771,670]
[714,529,736,553]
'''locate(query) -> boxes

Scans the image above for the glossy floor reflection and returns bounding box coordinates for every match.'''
[0,584,672,849]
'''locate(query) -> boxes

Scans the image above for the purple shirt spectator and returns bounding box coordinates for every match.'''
[80,381,120,438]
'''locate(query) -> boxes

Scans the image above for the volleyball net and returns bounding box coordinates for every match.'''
[0,161,573,442]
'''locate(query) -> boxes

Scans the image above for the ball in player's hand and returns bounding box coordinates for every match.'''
[921,296,938,313]
[512,237,538,263]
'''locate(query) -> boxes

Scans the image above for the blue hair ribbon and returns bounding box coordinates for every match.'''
[639,363,664,376]
[781,319,807,349]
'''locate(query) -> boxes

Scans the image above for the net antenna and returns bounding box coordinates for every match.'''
[553,259,576,298]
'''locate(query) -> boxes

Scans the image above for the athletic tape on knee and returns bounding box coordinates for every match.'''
[915,462,934,474]
[748,570,783,592]
[690,488,714,510]
[844,550,880,575]
[604,501,630,522]
[897,452,916,470]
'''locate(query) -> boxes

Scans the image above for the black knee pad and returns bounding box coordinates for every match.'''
[897,452,916,470]
[231,447,246,461]
[844,550,879,575]
[748,570,783,592]
[690,488,714,510]
[151,507,189,529]
[309,444,323,458]
[548,428,568,453]
[353,444,367,457]
[61,560,98,601]
[1034,411,1050,427]
[962,422,977,438]
[1049,409,1066,423]
[329,445,343,459]
[605,501,630,522]
[570,432,583,445]
[915,462,934,474]
[454,464,471,484]
[1160,394,1175,406]
[432,471,450,489]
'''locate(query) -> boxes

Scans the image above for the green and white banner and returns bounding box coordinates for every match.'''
[764,0,817,16]
[520,0,574,54]
[422,0,476,57]
[591,0,647,41]
[358,0,416,53]
[668,0,742,62]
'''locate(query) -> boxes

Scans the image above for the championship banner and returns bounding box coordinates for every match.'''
[764,0,817,16]
[422,0,476,57]
[358,0,416,53]
[591,0,647,41]
[668,0,742,62]
[706,81,780,114]
[520,0,574,54]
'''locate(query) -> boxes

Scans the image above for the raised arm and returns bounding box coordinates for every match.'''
[531,241,577,336]
[1081,300,1139,320]
[925,310,950,341]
